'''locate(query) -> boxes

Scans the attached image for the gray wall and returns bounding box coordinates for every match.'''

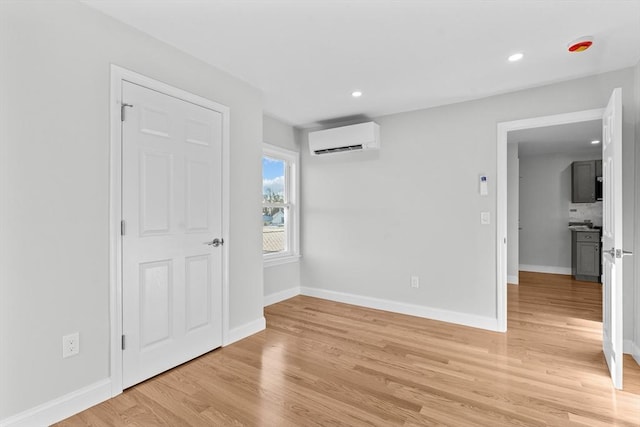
[263,115,301,299]
[519,152,601,273]
[507,144,519,283]
[0,1,264,419]
[301,68,636,331]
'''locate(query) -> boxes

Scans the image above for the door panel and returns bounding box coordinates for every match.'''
[122,81,223,388]
[185,254,211,331]
[140,105,171,137]
[601,88,623,389]
[140,152,172,234]
[186,160,211,231]
[139,260,172,348]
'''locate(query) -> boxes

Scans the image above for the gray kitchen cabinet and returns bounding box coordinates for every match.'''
[571,230,601,282]
[572,160,596,203]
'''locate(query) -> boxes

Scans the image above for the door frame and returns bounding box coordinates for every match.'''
[109,65,230,396]
[496,108,604,332]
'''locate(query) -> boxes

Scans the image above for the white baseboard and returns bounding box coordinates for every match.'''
[0,378,112,427]
[264,287,301,307]
[224,316,266,346]
[624,339,640,365]
[519,264,572,275]
[300,287,499,332]
[507,275,519,285]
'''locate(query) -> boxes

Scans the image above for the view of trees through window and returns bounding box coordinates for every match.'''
[262,156,287,254]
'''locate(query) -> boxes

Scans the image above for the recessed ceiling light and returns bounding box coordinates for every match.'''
[351,91,362,98]
[591,140,601,145]
[508,53,524,62]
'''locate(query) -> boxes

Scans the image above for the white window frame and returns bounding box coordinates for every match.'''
[262,143,300,267]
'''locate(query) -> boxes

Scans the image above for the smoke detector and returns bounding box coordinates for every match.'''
[568,36,594,52]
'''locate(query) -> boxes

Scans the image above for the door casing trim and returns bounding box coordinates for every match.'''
[109,65,231,396]
[496,108,604,332]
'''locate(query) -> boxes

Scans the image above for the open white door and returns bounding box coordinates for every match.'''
[121,81,224,388]
[601,88,625,390]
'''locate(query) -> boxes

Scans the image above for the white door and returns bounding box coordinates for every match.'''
[601,88,624,389]
[121,81,223,388]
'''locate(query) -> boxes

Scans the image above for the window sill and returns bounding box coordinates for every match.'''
[263,254,301,268]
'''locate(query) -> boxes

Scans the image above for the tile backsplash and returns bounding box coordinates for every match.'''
[569,202,603,226]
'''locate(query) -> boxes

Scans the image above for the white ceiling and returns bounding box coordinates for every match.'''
[509,120,602,157]
[82,0,640,127]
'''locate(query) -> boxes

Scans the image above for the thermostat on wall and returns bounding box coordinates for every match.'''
[480,175,488,196]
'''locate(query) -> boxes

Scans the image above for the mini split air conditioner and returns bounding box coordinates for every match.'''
[308,121,380,156]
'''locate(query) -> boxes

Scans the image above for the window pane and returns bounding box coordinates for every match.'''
[263,207,286,254]
[263,157,286,203]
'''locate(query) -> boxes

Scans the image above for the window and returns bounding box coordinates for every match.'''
[262,144,299,265]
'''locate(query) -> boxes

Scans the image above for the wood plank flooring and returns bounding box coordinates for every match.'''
[57,272,640,426]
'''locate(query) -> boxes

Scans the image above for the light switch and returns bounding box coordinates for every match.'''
[481,212,490,225]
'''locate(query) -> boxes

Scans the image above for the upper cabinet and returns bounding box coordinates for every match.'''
[571,160,602,203]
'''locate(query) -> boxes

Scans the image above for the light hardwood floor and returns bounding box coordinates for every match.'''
[58,272,640,426]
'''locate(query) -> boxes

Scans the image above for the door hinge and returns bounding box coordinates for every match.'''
[121,103,133,122]
[120,220,125,236]
[121,335,126,350]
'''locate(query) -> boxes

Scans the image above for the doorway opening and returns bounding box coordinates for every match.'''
[496,108,604,332]
[508,119,603,283]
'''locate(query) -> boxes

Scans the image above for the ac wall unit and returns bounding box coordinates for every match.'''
[308,121,380,156]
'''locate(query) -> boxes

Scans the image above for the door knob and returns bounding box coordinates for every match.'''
[605,248,633,258]
[205,238,224,247]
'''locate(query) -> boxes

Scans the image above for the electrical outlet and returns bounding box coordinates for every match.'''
[411,275,420,288]
[481,212,490,225]
[62,332,80,358]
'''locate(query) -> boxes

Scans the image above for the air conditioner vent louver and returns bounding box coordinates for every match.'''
[308,122,380,156]
[313,144,363,155]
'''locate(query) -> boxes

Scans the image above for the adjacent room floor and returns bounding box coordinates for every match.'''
[58,272,640,426]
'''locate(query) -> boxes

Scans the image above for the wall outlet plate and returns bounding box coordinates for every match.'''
[481,212,490,225]
[62,332,80,358]
[410,276,419,288]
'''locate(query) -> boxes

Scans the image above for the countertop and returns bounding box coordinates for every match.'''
[568,226,601,233]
